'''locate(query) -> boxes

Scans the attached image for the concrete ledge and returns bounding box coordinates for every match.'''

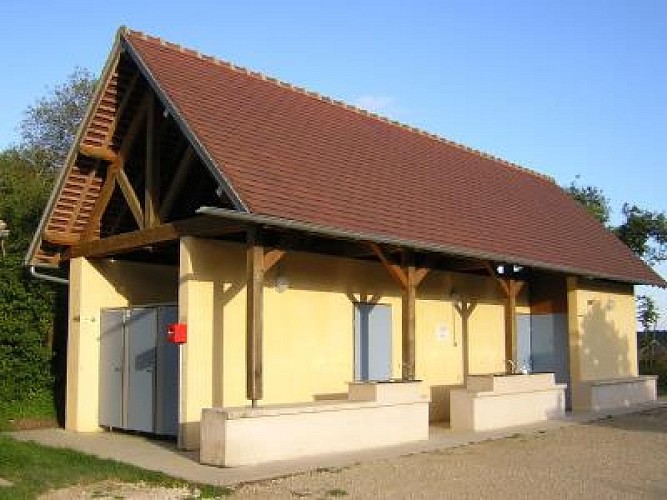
[450,373,566,432]
[572,375,657,412]
[200,381,429,467]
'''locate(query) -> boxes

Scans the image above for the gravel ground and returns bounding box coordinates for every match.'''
[40,407,667,499]
[233,407,667,499]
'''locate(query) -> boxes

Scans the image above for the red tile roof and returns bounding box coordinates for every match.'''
[124,30,663,286]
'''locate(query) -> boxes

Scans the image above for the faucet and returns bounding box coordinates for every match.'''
[505,359,516,374]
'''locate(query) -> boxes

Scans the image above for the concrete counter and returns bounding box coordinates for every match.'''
[450,373,566,432]
[200,381,429,467]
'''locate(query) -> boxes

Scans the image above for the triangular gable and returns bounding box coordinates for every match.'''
[26,28,242,267]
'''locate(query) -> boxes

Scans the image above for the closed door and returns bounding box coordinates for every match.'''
[354,303,392,381]
[126,307,157,433]
[155,306,179,436]
[99,310,125,428]
[516,314,532,372]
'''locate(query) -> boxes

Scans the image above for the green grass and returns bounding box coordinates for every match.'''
[0,391,56,431]
[0,434,233,498]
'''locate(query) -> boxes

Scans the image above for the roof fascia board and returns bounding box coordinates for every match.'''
[197,206,666,288]
[119,32,249,213]
[24,29,125,267]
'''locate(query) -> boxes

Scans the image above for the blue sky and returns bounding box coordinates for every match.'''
[1,0,665,324]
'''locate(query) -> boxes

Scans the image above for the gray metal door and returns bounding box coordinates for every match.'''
[354,303,392,381]
[155,306,179,436]
[516,314,532,372]
[531,314,569,383]
[99,310,125,428]
[126,307,157,433]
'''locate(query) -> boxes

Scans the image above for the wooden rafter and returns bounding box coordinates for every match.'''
[159,146,194,221]
[101,71,140,149]
[144,94,160,228]
[81,92,152,240]
[66,159,101,234]
[116,169,144,230]
[79,145,117,162]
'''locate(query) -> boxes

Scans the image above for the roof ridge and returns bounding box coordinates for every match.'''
[123,28,554,183]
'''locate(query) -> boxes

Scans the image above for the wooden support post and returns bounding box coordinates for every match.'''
[144,94,160,228]
[505,283,518,364]
[246,229,264,406]
[484,262,525,367]
[402,263,416,380]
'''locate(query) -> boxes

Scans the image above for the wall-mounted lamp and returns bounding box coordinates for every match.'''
[275,274,289,293]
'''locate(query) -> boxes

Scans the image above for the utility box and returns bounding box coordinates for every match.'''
[99,305,179,436]
[168,323,187,344]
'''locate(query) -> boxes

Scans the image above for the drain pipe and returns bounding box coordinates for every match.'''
[29,265,69,286]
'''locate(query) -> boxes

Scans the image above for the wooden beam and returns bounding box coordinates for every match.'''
[414,267,430,287]
[144,94,160,228]
[484,261,510,296]
[368,242,408,289]
[116,169,144,230]
[43,231,80,246]
[264,249,286,272]
[402,263,417,380]
[159,146,194,221]
[66,216,244,260]
[246,229,264,405]
[66,159,101,233]
[502,279,525,366]
[81,93,152,240]
[79,144,117,162]
[82,161,122,240]
[101,71,140,148]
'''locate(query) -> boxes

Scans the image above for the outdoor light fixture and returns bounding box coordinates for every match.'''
[275,274,289,293]
[0,219,9,257]
[496,265,505,275]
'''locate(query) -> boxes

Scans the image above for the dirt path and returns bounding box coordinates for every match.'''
[40,407,667,499]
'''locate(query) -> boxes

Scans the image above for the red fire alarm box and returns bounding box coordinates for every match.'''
[167,323,187,344]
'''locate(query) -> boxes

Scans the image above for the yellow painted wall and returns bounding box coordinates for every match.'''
[66,258,177,432]
[568,278,637,382]
[178,237,510,441]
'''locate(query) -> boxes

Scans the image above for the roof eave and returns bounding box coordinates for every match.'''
[197,206,667,288]
[24,28,126,268]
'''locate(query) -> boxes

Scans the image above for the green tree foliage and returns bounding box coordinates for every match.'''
[566,182,611,226]
[0,151,56,401]
[19,67,96,171]
[615,204,667,265]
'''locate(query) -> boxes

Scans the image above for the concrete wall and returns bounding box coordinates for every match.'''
[66,258,178,432]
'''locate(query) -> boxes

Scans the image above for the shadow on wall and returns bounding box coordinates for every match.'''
[579,300,633,381]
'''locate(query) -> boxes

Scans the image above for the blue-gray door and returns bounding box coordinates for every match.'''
[155,306,179,436]
[126,307,157,433]
[531,313,570,389]
[516,314,532,372]
[354,303,392,381]
[99,309,125,429]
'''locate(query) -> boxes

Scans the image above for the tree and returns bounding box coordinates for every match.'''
[615,204,667,265]
[637,295,660,370]
[0,150,56,401]
[566,181,611,226]
[19,67,96,171]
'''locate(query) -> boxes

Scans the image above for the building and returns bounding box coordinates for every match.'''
[27,28,664,460]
